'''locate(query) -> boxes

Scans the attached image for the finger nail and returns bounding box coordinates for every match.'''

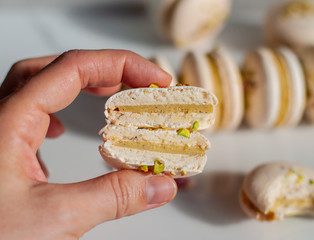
[146,175,177,205]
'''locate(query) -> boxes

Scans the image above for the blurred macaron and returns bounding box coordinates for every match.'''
[264,0,314,52]
[151,0,231,50]
[180,46,244,131]
[242,47,306,129]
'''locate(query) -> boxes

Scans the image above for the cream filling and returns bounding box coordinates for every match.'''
[206,55,223,130]
[270,197,314,213]
[242,190,314,221]
[271,51,290,126]
[111,140,206,156]
[111,104,213,114]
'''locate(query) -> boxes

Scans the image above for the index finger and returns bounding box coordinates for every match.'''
[0,50,172,179]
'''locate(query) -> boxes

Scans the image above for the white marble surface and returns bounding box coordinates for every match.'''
[0,0,314,239]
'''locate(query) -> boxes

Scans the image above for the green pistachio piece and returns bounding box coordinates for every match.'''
[139,165,148,173]
[192,121,199,131]
[177,128,190,138]
[310,180,314,185]
[152,159,164,175]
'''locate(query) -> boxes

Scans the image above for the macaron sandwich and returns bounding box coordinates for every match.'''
[180,47,244,131]
[264,0,314,52]
[242,47,306,129]
[152,0,231,49]
[99,86,218,178]
[240,162,314,221]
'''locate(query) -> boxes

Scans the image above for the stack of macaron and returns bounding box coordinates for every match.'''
[182,46,314,130]
[99,85,218,178]
[146,45,314,131]
[150,0,231,50]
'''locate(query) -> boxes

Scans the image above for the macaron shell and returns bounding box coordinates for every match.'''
[276,47,306,127]
[170,0,230,49]
[180,52,215,91]
[300,47,314,122]
[211,47,244,130]
[243,48,281,129]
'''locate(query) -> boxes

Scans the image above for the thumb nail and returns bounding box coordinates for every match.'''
[146,175,177,205]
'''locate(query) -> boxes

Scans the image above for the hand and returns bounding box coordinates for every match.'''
[0,50,177,239]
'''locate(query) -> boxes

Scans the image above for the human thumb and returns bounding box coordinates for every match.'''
[43,170,177,237]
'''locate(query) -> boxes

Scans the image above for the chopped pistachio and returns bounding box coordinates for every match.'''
[177,128,191,138]
[139,165,148,173]
[192,121,200,131]
[159,124,164,128]
[181,170,187,176]
[152,159,164,175]
[310,179,314,185]
[149,83,159,88]
[289,169,296,174]
[297,174,304,184]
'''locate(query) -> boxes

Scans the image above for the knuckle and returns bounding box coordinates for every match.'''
[107,174,132,219]
[10,59,28,73]
[58,49,81,62]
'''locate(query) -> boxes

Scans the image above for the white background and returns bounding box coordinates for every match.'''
[0,0,313,239]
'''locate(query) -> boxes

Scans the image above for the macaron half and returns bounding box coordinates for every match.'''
[105,86,218,129]
[180,47,244,131]
[240,162,314,221]
[242,47,306,129]
[100,124,210,178]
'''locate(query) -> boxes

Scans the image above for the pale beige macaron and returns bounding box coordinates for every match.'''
[100,86,217,178]
[300,46,314,122]
[99,124,210,178]
[264,0,314,52]
[105,86,218,130]
[151,0,231,50]
[240,162,314,221]
[242,47,306,129]
[180,47,244,131]
[149,55,178,86]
